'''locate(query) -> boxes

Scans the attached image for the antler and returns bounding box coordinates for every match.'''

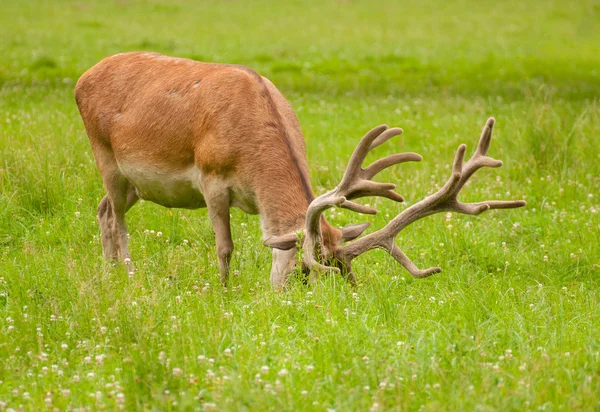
[306,117,526,281]
[303,125,422,274]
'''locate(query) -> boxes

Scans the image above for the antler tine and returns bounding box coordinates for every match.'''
[340,200,378,215]
[369,127,405,150]
[453,144,467,174]
[432,144,465,203]
[476,117,495,157]
[363,152,423,180]
[457,117,503,191]
[390,245,441,278]
[335,117,526,280]
[338,124,389,190]
[455,200,526,215]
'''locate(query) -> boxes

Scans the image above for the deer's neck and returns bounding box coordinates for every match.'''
[251,129,314,239]
[256,176,313,240]
[249,75,316,240]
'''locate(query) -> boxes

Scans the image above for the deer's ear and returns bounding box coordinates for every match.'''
[263,233,299,250]
[340,222,371,242]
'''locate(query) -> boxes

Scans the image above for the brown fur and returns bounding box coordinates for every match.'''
[75,52,341,287]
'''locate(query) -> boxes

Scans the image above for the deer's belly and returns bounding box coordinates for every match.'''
[118,163,207,209]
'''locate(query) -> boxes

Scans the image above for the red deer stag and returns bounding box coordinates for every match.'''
[75,52,525,289]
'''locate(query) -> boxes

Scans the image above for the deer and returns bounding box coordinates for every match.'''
[75,52,526,289]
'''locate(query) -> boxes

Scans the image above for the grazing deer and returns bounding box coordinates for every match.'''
[75,52,525,289]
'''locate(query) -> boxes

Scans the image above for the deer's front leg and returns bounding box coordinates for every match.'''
[270,248,297,291]
[204,180,234,286]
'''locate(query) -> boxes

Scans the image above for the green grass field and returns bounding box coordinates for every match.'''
[1,0,599,410]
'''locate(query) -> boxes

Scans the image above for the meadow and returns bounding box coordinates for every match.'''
[1,0,599,410]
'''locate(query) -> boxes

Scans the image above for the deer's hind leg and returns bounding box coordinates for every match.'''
[93,145,138,271]
[97,185,138,266]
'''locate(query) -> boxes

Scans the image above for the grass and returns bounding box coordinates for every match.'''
[0,0,599,410]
